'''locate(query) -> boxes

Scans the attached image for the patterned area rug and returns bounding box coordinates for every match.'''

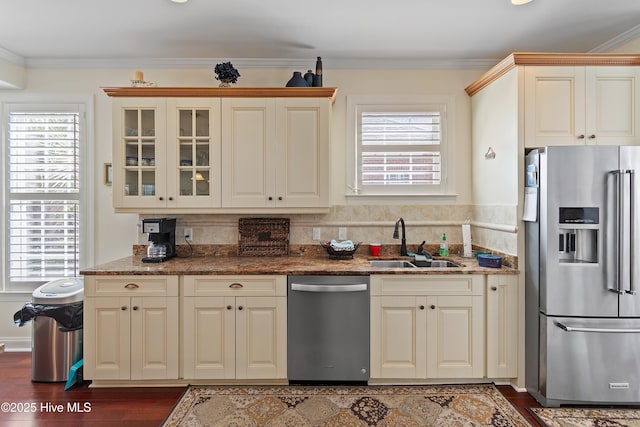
[162,384,531,426]
[530,407,640,427]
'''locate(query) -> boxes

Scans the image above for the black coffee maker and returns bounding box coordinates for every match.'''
[141,218,176,263]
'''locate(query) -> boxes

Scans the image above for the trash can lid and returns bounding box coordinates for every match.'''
[32,277,84,304]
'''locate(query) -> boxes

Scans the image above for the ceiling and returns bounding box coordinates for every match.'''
[1,0,639,69]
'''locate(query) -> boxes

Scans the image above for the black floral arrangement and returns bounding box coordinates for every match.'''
[214,62,241,84]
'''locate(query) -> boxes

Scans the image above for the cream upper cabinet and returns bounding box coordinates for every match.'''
[486,275,518,379]
[112,98,167,210]
[107,87,335,213]
[83,276,179,381]
[112,98,221,211]
[370,275,484,380]
[166,99,222,208]
[525,66,640,147]
[221,98,330,208]
[181,275,287,380]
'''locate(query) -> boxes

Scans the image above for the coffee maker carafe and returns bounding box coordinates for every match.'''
[141,218,176,263]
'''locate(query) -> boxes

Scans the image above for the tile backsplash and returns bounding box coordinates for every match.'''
[139,203,518,256]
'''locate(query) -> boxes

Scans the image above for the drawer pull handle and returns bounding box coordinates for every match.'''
[430,305,436,310]
[132,306,139,311]
[125,283,139,289]
[229,283,243,289]
[226,305,233,310]
[121,306,127,311]
[419,305,425,310]
[238,306,244,311]
[491,286,498,291]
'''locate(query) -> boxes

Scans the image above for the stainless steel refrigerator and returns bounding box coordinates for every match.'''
[525,145,640,407]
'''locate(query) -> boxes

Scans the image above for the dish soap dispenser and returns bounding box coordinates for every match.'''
[439,233,449,256]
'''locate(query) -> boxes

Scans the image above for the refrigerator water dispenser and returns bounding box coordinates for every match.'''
[558,207,599,264]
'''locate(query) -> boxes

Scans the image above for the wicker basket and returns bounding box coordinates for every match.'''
[238,218,289,256]
[320,241,362,259]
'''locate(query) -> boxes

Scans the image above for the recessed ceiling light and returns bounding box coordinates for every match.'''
[512,0,533,4]
[171,0,188,3]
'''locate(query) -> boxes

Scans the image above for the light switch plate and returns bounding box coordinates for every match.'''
[338,227,347,240]
[312,227,321,240]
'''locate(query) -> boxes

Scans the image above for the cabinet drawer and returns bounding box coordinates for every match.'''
[84,275,179,297]
[183,275,287,297]
[371,275,483,296]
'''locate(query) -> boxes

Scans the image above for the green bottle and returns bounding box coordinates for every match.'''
[439,233,449,256]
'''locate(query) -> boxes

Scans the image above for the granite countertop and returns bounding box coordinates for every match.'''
[80,253,518,276]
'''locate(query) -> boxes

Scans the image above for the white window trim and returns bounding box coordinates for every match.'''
[346,94,456,199]
[0,94,94,293]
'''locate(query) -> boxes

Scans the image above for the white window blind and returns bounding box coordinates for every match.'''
[6,111,81,285]
[351,99,448,196]
[360,111,441,186]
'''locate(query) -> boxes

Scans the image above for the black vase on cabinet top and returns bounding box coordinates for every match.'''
[286,72,309,87]
[314,56,323,87]
[304,70,314,87]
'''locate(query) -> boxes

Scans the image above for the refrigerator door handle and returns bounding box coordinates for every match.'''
[555,321,640,333]
[611,170,625,295]
[627,170,637,295]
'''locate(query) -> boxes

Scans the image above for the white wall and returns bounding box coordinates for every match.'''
[612,36,640,53]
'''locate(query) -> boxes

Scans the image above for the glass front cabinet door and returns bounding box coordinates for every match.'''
[113,98,167,209]
[113,98,221,210]
[166,99,221,208]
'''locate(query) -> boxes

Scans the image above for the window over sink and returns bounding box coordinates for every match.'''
[347,95,453,197]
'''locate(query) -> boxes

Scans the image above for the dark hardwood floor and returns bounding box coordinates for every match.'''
[0,351,541,426]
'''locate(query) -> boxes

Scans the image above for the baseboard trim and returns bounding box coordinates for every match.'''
[0,337,31,352]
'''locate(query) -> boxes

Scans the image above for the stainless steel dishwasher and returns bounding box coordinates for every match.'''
[287,275,370,383]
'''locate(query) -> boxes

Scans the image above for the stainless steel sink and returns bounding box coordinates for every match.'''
[368,260,417,268]
[413,260,462,268]
[368,259,463,268]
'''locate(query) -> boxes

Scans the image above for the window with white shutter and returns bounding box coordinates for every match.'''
[348,96,451,196]
[3,105,86,290]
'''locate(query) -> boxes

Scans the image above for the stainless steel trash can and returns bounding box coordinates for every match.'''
[31,277,84,382]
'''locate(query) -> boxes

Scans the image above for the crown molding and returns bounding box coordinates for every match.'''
[465,52,640,96]
[24,56,499,70]
[0,47,25,66]
[590,24,640,53]
[102,86,338,103]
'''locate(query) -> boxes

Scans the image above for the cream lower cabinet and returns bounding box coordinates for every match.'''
[486,274,518,378]
[370,275,484,380]
[84,275,179,381]
[182,275,287,380]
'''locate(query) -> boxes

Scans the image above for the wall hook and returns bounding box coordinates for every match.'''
[485,147,496,160]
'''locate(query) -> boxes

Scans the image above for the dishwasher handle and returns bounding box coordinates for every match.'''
[290,283,368,293]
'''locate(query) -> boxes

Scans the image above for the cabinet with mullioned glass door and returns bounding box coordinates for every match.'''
[112,98,221,211]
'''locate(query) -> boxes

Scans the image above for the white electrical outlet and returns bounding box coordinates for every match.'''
[312,227,321,240]
[338,227,347,240]
[184,227,193,241]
